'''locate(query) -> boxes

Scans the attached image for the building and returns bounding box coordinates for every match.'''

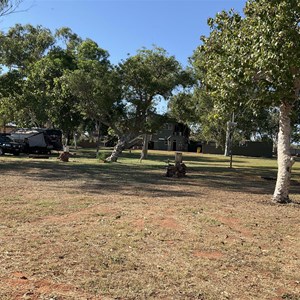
[150,122,190,151]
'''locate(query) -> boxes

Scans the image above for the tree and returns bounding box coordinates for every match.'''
[0,24,54,71]
[192,1,300,203]
[0,24,56,127]
[0,25,96,140]
[62,39,123,153]
[169,89,228,148]
[0,70,22,130]
[64,65,123,151]
[22,48,82,139]
[117,46,192,161]
[169,86,279,153]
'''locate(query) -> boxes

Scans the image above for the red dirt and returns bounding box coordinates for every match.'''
[193,250,224,259]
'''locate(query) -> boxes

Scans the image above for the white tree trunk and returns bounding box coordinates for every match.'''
[224,120,236,156]
[105,135,128,162]
[224,121,231,156]
[272,103,294,203]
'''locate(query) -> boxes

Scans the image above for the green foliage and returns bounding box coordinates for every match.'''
[63,64,123,132]
[0,24,54,70]
[194,1,300,108]
[77,39,109,63]
[120,46,193,136]
[54,27,82,52]
[169,92,197,124]
[0,24,112,134]
[191,0,300,146]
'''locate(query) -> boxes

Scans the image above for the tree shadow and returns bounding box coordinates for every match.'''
[1,152,299,198]
[0,159,200,198]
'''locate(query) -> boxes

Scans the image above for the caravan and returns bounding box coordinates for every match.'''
[11,128,63,154]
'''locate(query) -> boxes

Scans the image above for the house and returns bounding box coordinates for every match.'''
[149,122,190,151]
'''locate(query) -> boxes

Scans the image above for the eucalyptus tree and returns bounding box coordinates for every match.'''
[193,0,300,203]
[169,89,228,148]
[0,70,22,130]
[22,47,83,138]
[55,27,82,52]
[0,24,54,71]
[120,46,192,160]
[169,87,278,152]
[64,65,123,151]
[0,24,55,126]
[62,39,123,152]
[0,25,88,136]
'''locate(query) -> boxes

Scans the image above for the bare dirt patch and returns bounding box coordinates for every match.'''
[0,153,299,299]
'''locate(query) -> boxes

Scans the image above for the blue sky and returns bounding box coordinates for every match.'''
[1,0,247,67]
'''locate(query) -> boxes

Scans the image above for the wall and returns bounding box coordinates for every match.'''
[200,141,273,158]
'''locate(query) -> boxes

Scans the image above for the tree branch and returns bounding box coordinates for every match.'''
[0,0,28,18]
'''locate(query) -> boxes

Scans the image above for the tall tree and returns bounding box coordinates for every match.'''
[21,47,81,135]
[0,25,88,137]
[0,70,22,130]
[0,24,54,71]
[0,24,55,127]
[64,65,123,151]
[169,88,279,151]
[193,1,300,203]
[117,46,192,161]
[62,39,123,152]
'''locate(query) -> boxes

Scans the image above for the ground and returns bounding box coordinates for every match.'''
[0,150,299,300]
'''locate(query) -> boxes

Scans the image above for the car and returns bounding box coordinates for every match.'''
[0,134,24,156]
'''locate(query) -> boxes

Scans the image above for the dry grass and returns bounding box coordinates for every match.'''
[0,149,299,300]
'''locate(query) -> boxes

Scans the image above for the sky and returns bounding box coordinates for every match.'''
[1,0,247,67]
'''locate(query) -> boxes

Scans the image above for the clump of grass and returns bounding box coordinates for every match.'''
[97,151,110,162]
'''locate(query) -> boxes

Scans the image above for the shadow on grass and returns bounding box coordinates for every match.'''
[1,151,299,198]
[0,158,199,198]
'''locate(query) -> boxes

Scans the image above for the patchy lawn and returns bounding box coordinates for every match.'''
[0,150,299,300]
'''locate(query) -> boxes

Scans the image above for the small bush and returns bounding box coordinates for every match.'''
[97,151,110,162]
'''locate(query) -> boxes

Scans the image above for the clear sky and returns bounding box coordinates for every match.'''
[1,0,247,67]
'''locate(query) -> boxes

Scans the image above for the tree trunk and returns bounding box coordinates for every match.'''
[224,121,231,156]
[272,103,294,204]
[105,135,128,162]
[140,133,150,161]
[96,121,101,155]
[224,114,236,156]
[64,131,71,146]
[73,132,78,150]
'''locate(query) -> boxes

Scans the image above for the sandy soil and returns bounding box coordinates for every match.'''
[0,155,299,299]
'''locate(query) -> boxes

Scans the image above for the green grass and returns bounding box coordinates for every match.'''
[1,148,299,202]
[1,147,300,182]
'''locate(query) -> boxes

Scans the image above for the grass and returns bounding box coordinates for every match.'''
[0,149,299,299]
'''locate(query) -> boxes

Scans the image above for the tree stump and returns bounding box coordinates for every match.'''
[175,152,183,163]
[166,162,187,177]
[58,151,72,162]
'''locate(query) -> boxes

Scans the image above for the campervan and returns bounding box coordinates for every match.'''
[11,128,62,154]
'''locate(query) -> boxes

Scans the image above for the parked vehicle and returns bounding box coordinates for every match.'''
[0,134,24,156]
[10,128,63,154]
